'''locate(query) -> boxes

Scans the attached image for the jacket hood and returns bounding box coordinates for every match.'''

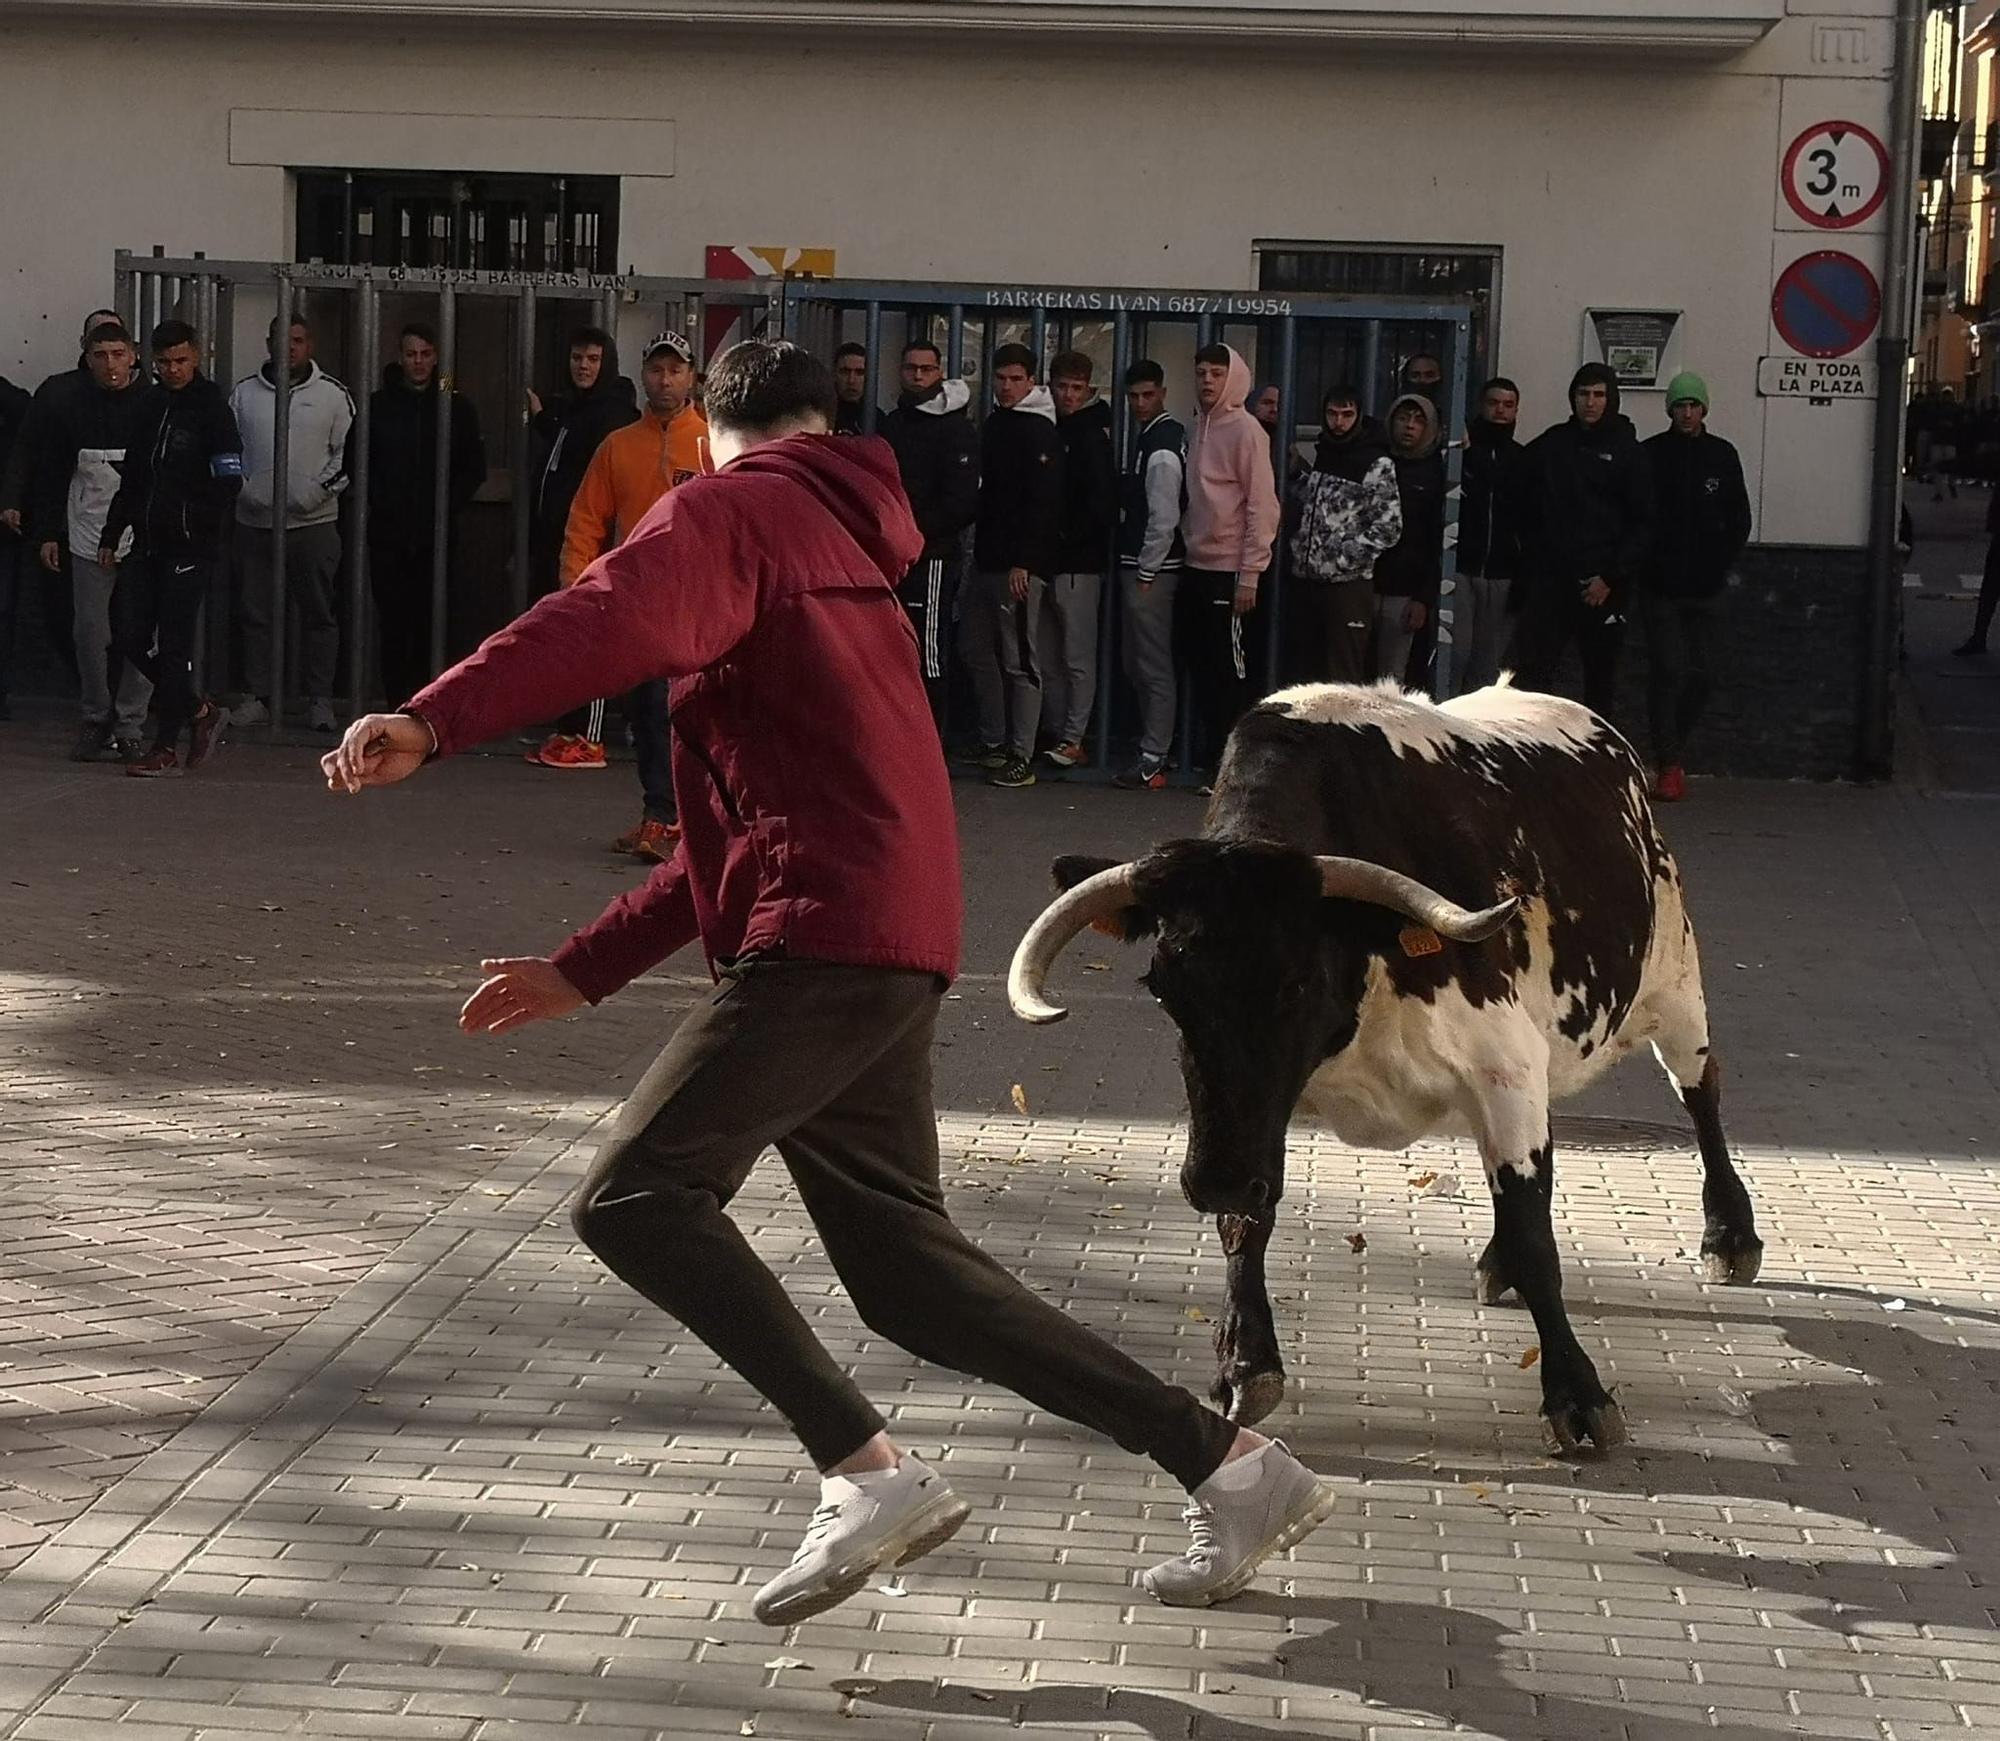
[255,359,324,393]
[578,338,626,397]
[1568,362,1622,421]
[727,433,921,586]
[1202,346,1253,418]
[998,384,1057,423]
[906,378,971,417]
[1386,393,1441,460]
[1312,413,1389,482]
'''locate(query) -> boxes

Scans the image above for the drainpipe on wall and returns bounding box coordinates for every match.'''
[1859,0,1925,782]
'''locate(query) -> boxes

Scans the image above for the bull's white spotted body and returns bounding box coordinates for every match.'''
[1016,678,1764,1451]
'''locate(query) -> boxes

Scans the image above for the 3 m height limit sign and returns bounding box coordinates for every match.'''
[1781,120,1889,230]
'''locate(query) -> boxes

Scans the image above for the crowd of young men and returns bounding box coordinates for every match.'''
[0,306,1755,797]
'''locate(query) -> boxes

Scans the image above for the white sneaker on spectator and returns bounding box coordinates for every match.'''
[307,698,339,733]
[230,698,270,729]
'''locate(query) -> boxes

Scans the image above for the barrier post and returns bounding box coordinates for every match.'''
[512,283,536,619]
[348,279,378,721]
[429,283,457,684]
[268,272,294,732]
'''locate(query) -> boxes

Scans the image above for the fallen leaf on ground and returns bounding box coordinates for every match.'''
[1519,1346,1540,1370]
[1010,1083,1028,1114]
[1406,1170,1438,1189]
[1346,1232,1367,1254]
[831,1679,882,1696]
[764,1656,809,1671]
[1185,1306,1208,1322]
[1469,1483,1492,1500]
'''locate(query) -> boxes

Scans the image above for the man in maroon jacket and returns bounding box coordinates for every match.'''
[323,340,1334,1623]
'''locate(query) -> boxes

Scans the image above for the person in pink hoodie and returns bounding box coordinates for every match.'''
[1178,344,1280,775]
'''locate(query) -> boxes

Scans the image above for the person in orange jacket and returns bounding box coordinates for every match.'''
[540,332,707,862]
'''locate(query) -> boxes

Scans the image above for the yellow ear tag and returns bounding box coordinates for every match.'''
[1089,918,1124,938]
[1399,925,1443,958]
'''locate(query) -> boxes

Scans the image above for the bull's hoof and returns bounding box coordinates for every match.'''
[1214,1368,1286,1427]
[1474,1264,1519,1307]
[1700,1239,1764,1286]
[1540,1392,1628,1457]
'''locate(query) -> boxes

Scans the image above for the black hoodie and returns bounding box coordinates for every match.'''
[366,365,487,549]
[530,350,638,559]
[1459,416,1525,580]
[1517,363,1653,610]
[1053,395,1117,572]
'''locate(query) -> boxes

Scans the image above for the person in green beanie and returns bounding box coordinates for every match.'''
[1640,371,1751,802]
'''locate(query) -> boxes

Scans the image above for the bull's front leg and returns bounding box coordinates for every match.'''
[1476,1085,1628,1455]
[1210,1211,1285,1426]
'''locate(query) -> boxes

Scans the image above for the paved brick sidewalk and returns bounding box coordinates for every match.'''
[3,714,1999,1740]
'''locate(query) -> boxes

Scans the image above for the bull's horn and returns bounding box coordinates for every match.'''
[1007,864,1139,1025]
[1316,856,1517,942]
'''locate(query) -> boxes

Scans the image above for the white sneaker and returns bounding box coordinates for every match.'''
[1141,1440,1339,1608]
[751,1455,969,1626]
[229,698,270,729]
[307,698,339,733]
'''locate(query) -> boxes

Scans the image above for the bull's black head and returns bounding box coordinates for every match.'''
[1051,841,1390,1218]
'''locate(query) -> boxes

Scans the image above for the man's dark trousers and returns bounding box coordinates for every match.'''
[113,555,213,750]
[570,957,1235,1489]
[1642,592,1722,768]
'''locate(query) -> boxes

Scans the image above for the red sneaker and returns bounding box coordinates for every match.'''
[186,700,225,771]
[1653,765,1687,803]
[531,733,607,769]
[126,747,181,778]
[632,818,681,863]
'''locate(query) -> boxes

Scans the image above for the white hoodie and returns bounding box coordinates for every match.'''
[230,362,355,530]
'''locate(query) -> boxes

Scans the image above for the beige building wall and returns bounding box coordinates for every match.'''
[1,4,1894,547]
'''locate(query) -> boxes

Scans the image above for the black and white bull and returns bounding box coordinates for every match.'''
[1006,681,1764,1454]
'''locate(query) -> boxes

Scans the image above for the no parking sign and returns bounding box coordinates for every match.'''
[1771,251,1880,359]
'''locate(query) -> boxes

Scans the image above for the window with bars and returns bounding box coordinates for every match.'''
[295,169,620,273]
[1256,242,1499,409]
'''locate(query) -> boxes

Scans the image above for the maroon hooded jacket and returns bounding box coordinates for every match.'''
[407,434,961,1003]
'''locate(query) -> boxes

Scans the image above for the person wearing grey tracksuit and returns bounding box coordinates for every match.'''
[230,319,355,730]
[1114,360,1186,789]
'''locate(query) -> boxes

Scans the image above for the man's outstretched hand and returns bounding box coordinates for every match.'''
[460,957,586,1036]
[323,712,433,793]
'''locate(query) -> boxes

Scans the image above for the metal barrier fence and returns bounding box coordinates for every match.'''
[113,252,1472,741]
[115,251,780,726]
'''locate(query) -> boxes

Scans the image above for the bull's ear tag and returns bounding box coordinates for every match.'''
[1089,918,1124,939]
[1399,925,1443,958]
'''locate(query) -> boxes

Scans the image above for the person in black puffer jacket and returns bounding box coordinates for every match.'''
[1513,361,1653,719]
[100,319,245,774]
[365,323,487,706]
[1640,371,1751,798]
[1453,377,1527,693]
